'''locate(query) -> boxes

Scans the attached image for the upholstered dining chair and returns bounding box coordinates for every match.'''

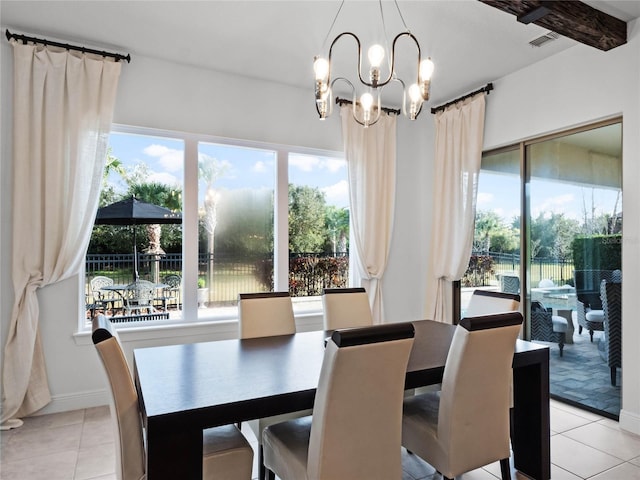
[238,291,310,479]
[91,315,253,480]
[262,322,415,480]
[238,291,296,338]
[464,290,520,317]
[322,287,373,330]
[402,311,523,480]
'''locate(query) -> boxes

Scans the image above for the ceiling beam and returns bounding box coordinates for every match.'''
[479,0,627,51]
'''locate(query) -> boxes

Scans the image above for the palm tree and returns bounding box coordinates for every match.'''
[128,183,182,281]
[198,154,229,299]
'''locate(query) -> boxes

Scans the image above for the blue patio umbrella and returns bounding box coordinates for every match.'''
[94,196,182,281]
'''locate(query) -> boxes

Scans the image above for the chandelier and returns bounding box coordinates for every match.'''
[313,0,434,127]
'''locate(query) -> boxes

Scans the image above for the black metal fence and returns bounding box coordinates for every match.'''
[85,252,349,305]
[462,252,575,288]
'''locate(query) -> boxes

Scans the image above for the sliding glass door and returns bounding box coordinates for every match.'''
[464,119,622,417]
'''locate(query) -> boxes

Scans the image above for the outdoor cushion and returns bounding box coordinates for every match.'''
[552,315,569,333]
[586,309,605,324]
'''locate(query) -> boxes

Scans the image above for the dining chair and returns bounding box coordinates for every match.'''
[464,290,520,317]
[237,291,310,479]
[238,291,296,338]
[91,315,253,480]
[401,311,523,480]
[322,287,373,330]
[262,322,416,480]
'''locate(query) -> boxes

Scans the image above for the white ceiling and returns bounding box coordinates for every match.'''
[2,0,640,108]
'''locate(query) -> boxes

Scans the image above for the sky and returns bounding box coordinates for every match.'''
[107,131,349,208]
[477,172,622,226]
[108,131,621,223]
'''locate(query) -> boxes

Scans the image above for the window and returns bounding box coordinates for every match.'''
[85,126,348,326]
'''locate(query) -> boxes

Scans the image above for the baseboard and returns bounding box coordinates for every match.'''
[619,408,640,435]
[32,388,109,416]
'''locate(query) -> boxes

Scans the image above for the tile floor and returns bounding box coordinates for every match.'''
[2,399,640,479]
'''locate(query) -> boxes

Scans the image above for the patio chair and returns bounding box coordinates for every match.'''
[600,280,622,386]
[124,279,157,316]
[574,299,604,342]
[156,274,182,310]
[88,276,121,316]
[530,301,567,357]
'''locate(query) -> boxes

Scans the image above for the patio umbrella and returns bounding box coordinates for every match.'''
[94,196,182,281]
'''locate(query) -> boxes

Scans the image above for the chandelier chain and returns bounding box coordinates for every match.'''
[394,0,410,32]
[322,0,345,51]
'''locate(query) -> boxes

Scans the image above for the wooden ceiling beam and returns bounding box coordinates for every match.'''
[479,0,627,51]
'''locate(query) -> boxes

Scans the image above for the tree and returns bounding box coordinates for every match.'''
[473,211,518,254]
[128,182,182,255]
[324,206,349,254]
[198,154,230,295]
[288,185,326,253]
[530,212,580,260]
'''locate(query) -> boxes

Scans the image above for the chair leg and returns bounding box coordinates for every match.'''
[611,367,617,387]
[589,329,594,342]
[499,458,511,480]
[578,325,583,334]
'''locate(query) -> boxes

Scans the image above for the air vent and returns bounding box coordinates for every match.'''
[529,31,560,47]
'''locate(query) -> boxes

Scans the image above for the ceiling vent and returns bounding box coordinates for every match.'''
[529,31,560,48]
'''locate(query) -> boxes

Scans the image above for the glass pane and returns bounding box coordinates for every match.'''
[288,153,349,314]
[462,148,521,317]
[87,132,184,321]
[527,122,622,417]
[197,142,275,317]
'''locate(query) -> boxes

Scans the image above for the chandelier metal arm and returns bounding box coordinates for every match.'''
[328,32,367,87]
[328,31,422,89]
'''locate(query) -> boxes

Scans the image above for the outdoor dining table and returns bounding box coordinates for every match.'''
[133,319,550,480]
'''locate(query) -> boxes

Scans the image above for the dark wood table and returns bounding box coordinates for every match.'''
[134,320,550,479]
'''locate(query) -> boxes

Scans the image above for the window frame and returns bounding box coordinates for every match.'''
[80,124,347,331]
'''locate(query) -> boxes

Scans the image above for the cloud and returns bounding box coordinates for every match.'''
[144,144,183,173]
[532,194,575,217]
[477,192,494,205]
[252,161,267,173]
[321,180,349,208]
[323,157,346,173]
[148,171,181,187]
[289,154,319,172]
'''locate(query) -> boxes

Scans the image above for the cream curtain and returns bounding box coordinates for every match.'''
[340,106,397,324]
[425,94,486,323]
[1,41,122,428]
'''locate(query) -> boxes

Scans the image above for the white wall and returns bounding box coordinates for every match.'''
[0,38,433,413]
[483,19,640,434]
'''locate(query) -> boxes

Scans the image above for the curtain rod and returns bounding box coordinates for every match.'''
[430,83,493,114]
[5,29,131,63]
[335,97,401,116]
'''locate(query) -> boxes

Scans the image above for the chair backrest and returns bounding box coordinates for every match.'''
[574,270,615,309]
[600,280,622,367]
[322,287,373,330]
[163,274,182,289]
[307,322,415,479]
[91,276,114,300]
[464,290,520,317]
[128,279,156,306]
[438,312,522,475]
[92,315,145,480]
[238,292,295,339]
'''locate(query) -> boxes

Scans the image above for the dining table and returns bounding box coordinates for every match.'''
[133,319,550,480]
